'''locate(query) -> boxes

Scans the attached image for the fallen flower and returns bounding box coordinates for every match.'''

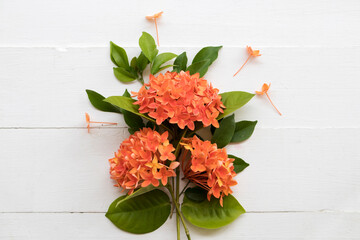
[85,112,117,133]
[233,46,261,77]
[255,83,282,116]
[146,11,163,46]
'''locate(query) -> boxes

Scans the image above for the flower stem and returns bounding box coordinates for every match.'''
[172,129,189,240]
[179,180,191,197]
[138,72,144,85]
[233,54,251,77]
[265,92,282,116]
[167,184,191,240]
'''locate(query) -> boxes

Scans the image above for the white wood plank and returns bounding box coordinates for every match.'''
[0,47,359,128]
[0,128,358,212]
[0,212,359,239]
[0,0,359,47]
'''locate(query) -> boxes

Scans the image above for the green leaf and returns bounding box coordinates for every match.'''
[181,193,245,229]
[130,57,138,71]
[228,154,249,174]
[211,114,235,148]
[173,52,188,72]
[218,91,255,120]
[187,59,210,77]
[113,67,137,83]
[137,52,150,72]
[121,90,145,132]
[110,41,129,69]
[85,89,121,113]
[106,189,171,234]
[139,32,158,62]
[192,46,222,66]
[185,187,207,203]
[186,46,222,77]
[157,64,174,72]
[231,120,257,142]
[151,52,177,75]
[104,96,155,123]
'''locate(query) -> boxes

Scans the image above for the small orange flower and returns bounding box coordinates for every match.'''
[146,11,163,46]
[256,83,282,116]
[233,46,261,77]
[132,71,225,131]
[109,128,179,194]
[85,113,117,133]
[180,136,237,207]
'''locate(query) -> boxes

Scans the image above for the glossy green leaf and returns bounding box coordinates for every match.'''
[173,52,188,72]
[211,114,235,148]
[184,186,207,203]
[106,189,171,234]
[104,96,155,123]
[181,193,245,229]
[187,46,222,77]
[151,52,177,75]
[130,57,138,71]
[228,154,249,173]
[110,41,129,69]
[231,120,257,142]
[139,32,158,62]
[157,64,174,72]
[137,52,149,71]
[187,59,210,77]
[113,67,137,83]
[192,46,222,66]
[121,90,145,132]
[85,89,121,113]
[218,91,255,119]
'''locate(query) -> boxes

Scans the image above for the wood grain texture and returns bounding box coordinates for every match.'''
[0,47,359,128]
[0,0,359,47]
[1,0,360,238]
[0,128,358,212]
[0,212,359,239]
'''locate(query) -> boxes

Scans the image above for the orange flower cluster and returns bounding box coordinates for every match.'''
[132,71,225,130]
[109,128,179,194]
[180,136,237,206]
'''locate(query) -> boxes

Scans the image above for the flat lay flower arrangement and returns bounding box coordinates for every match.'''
[85,12,280,240]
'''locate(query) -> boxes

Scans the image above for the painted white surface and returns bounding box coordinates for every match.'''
[0,0,359,239]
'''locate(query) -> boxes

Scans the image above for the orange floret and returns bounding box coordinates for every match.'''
[109,128,178,194]
[132,71,225,131]
[85,112,117,133]
[256,83,282,116]
[146,11,163,46]
[180,136,237,207]
[233,46,261,77]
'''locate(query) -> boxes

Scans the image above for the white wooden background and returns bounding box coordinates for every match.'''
[1,0,359,239]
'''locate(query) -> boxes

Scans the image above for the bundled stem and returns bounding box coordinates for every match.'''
[171,129,189,240]
[167,184,191,240]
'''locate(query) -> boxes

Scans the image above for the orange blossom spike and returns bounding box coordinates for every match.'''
[255,83,282,116]
[146,11,163,46]
[233,46,261,77]
[85,112,117,133]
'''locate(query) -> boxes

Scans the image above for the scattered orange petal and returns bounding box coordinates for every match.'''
[256,83,282,116]
[146,11,163,20]
[233,46,261,77]
[146,11,163,46]
[85,113,117,133]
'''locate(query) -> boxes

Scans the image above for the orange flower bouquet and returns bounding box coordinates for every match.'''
[86,31,257,239]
